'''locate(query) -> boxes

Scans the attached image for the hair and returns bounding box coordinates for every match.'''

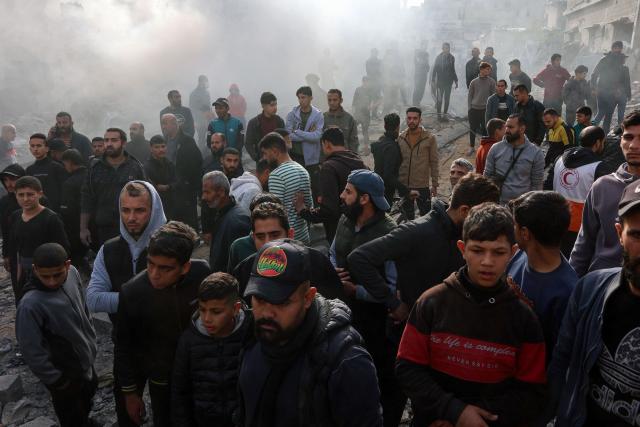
[256,158,272,175]
[543,108,559,117]
[384,113,401,131]
[198,272,240,303]
[485,46,494,52]
[612,40,624,49]
[258,132,287,153]
[452,158,474,172]
[486,118,505,138]
[48,138,67,152]
[327,88,342,98]
[29,133,47,144]
[406,106,422,116]
[296,86,312,97]
[61,148,84,166]
[321,127,345,146]
[55,111,72,120]
[580,126,606,148]
[575,65,588,74]
[203,170,230,195]
[167,89,180,98]
[91,136,104,144]
[120,181,150,199]
[33,243,69,268]
[249,192,283,211]
[106,127,127,143]
[148,221,198,265]
[260,92,277,105]
[251,202,290,232]
[497,79,508,87]
[576,106,593,117]
[551,53,562,62]
[510,191,569,247]
[222,147,240,158]
[513,84,530,94]
[450,173,500,209]
[15,176,43,192]
[148,134,165,146]
[211,132,226,143]
[479,61,492,70]
[622,111,640,130]
[509,59,521,67]
[442,42,450,48]
[463,203,515,245]
[508,113,526,126]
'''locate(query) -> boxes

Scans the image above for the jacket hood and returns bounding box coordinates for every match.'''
[443,270,517,306]
[118,180,167,262]
[326,150,365,169]
[230,171,261,192]
[0,163,25,189]
[480,136,497,146]
[614,163,638,185]
[562,146,600,168]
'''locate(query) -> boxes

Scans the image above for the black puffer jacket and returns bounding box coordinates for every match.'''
[172,310,253,427]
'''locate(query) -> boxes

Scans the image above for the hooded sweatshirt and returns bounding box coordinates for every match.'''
[86,180,167,314]
[475,136,498,175]
[570,164,639,277]
[230,172,263,211]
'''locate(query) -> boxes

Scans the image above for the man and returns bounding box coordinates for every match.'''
[189,75,212,150]
[230,158,271,211]
[534,53,571,112]
[508,59,532,94]
[484,114,545,204]
[201,171,251,272]
[542,108,575,167]
[260,132,313,244]
[591,41,632,134]
[465,46,481,89]
[370,113,407,205]
[161,113,203,230]
[48,138,68,163]
[26,133,67,211]
[160,90,195,137]
[431,42,458,121]
[549,180,640,426]
[305,73,329,112]
[482,46,498,81]
[449,158,474,188]
[208,97,244,159]
[412,41,431,106]
[80,128,146,247]
[514,84,546,145]
[0,124,17,171]
[90,137,105,160]
[476,118,506,175]
[127,122,150,162]
[16,243,97,427]
[397,203,546,426]
[467,62,496,153]
[60,149,88,270]
[324,89,359,153]
[238,240,383,426]
[202,132,227,174]
[51,112,92,162]
[485,79,516,122]
[296,127,366,242]
[330,170,402,426]
[115,221,211,427]
[562,65,591,126]
[570,111,640,276]
[352,76,373,146]
[245,92,285,161]
[220,147,243,181]
[398,107,438,220]
[86,181,166,426]
[366,48,383,118]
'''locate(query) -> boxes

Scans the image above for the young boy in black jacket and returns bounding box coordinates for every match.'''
[396,203,547,427]
[144,135,176,219]
[172,272,252,427]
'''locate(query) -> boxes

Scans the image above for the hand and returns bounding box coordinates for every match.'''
[409,190,420,200]
[3,257,9,271]
[294,191,307,213]
[309,124,317,132]
[389,302,410,324]
[202,233,212,244]
[336,268,357,297]
[431,186,438,197]
[455,405,497,427]
[125,393,146,426]
[79,228,92,247]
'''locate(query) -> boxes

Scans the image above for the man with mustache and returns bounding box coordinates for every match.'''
[549,179,640,426]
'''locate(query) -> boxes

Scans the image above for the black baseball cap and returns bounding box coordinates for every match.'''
[618,180,640,218]
[212,97,230,108]
[244,240,311,304]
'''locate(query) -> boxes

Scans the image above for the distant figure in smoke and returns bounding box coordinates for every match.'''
[127,122,150,162]
[352,76,373,146]
[319,48,337,89]
[413,40,431,106]
[465,47,481,89]
[365,48,383,118]
[160,90,195,137]
[228,84,247,128]
[245,92,285,161]
[208,98,245,161]
[0,124,17,172]
[482,46,498,81]
[431,42,458,121]
[305,74,329,112]
[382,47,407,114]
[189,75,212,150]
[49,112,93,163]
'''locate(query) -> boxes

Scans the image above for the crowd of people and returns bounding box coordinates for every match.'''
[0,38,639,427]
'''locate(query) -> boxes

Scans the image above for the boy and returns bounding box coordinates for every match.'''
[16,243,97,427]
[8,176,70,304]
[172,272,252,427]
[60,149,88,270]
[144,134,176,218]
[562,65,591,126]
[25,133,67,211]
[573,106,593,146]
[396,203,546,426]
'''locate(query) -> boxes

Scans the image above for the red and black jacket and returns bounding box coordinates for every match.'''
[396,268,547,426]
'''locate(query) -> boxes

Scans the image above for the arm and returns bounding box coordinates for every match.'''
[429,136,439,189]
[299,167,341,224]
[114,288,140,394]
[244,119,259,161]
[49,213,71,256]
[348,117,359,152]
[533,68,545,88]
[485,96,495,124]
[171,334,196,427]
[569,187,599,277]
[483,146,497,178]
[543,158,556,190]
[183,109,195,137]
[355,261,397,303]
[530,148,545,190]
[468,80,475,110]
[295,113,324,143]
[86,247,119,313]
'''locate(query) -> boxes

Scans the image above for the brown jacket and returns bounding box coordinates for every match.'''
[398,127,438,189]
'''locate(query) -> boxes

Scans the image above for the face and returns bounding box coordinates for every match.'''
[2,176,18,193]
[29,138,48,160]
[479,67,491,78]
[92,141,105,157]
[510,64,519,74]
[263,101,278,117]
[198,298,241,337]
[494,123,506,141]
[16,186,43,211]
[33,262,70,290]
[505,117,524,143]
[150,143,167,159]
[471,47,480,57]
[161,117,178,138]
[339,183,365,221]
[552,58,561,67]
[215,105,229,119]
[513,89,529,103]
[104,131,124,158]
[169,92,182,107]
[147,254,190,290]
[129,123,144,139]
[210,134,226,154]
[1,126,16,142]
[442,44,450,53]
[484,48,493,57]
[616,210,640,290]
[621,125,640,167]
[543,114,558,129]
[576,113,591,126]
[202,180,225,209]
[327,93,342,111]
[613,45,623,54]
[222,154,240,175]
[252,285,317,344]
[252,217,290,251]
[406,112,421,130]
[297,94,312,109]
[55,115,72,133]
[576,71,587,80]
[261,147,279,168]
[458,236,516,287]
[450,165,470,187]
[496,81,507,96]
[120,192,152,238]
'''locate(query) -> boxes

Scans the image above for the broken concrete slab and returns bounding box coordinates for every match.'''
[2,398,32,426]
[19,415,57,427]
[0,374,23,404]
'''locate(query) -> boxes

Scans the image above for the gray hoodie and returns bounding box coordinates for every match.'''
[16,266,97,385]
[570,164,639,277]
[86,180,167,313]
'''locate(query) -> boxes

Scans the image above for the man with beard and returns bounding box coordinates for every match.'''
[160,90,195,137]
[570,111,640,276]
[50,112,92,162]
[483,114,545,204]
[549,180,640,426]
[127,122,150,162]
[189,75,212,150]
[514,84,546,145]
[80,128,146,247]
[431,42,458,121]
[237,240,383,426]
[220,148,242,181]
[245,92,285,161]
[202,132,227,174]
